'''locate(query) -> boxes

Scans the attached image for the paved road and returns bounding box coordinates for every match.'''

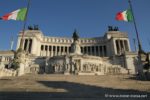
[0,74,149,100]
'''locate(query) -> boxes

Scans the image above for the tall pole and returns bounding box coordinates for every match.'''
[19,0,31,50]
[128,0,142,53]
[10,36,14,50]
[133,38,137,52]
[128,0,145,77]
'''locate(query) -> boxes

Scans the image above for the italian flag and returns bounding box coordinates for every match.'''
[116,9,133,22]
[1,8,27,21]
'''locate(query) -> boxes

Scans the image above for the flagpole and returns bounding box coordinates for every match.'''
[133,38,137,52]
[128,0,142,53]
[10,36,14,50]
[19,0,31,50]
[128,0,146,77]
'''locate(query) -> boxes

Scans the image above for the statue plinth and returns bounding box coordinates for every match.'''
[13,50,28,76]
[71,40,82,55]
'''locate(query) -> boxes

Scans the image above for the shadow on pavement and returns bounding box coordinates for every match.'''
[0,80,149,100]
[124,75,150,81]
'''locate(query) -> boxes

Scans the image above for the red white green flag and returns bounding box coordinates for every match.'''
[1,8,27,21]
[116,9,133,22]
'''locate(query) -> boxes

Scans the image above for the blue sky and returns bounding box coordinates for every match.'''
[0,0,150,52]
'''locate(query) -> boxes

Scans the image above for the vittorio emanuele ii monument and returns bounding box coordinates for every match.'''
[0,26,141,76]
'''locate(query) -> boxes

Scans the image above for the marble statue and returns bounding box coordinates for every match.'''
[71,40,81,54]
[71,30,81,54]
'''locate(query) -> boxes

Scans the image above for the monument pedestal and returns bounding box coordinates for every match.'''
[17,63,25,76]
[95,72,105,75]
[64,71,70,75]
[77,72,95,75]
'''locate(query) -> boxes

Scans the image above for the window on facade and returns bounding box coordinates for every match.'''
[100,46,102,56]
[120,40,124,50]
[84,47,87,53]
[29,39,32,53]
[103,45,107,56]
[61,46,63,52]
[53,46,55,51]
[57,46,60,52]
[96,46,98,52]
[45,45,48,51]
[65,47,67,52]
[116,40,119,54]
[41,45,44,51]
[88,47,91,53]
[49,46,51,51]
[69,47,71,52]
[24,39,28,51]
[92,46,94,53]
[81,47,83,53]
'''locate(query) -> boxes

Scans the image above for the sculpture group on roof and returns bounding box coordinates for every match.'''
[108,26,119,31]
[28,25,39,30]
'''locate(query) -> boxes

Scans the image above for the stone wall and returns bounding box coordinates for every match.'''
[0,67,16,77]
[44,55,128,75]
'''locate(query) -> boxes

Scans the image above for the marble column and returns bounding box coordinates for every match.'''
[54,46,57,56]
[60,46,62,55]
[85,46,88,55]
[122,40,125,51]
[67,46,69,54]
[118,40,121,54]
[94,46,96,56]
[49,46,51,57]
[23,39,27,51]
[63,46,65,55]
[57,46,60,55]
[51,46,53,57]
[22,39,25,51]
[43,45,46,56]
[99,46,102,57]
[98,46,100,56]
[84,46,88,54]
[31,38,36,55]
[47,45,49,56]
[65,46,66,54]
[127,40,131,51]
[29,39,33,53]
[81,47,84,54]
[26,39,30,52]
[90,46,92,55]
[120,40,124,53]
[114,39,118,55]
[40,45,42,56]
[104,45,107,57]
[16,38,21,50]
[61,46,64,55]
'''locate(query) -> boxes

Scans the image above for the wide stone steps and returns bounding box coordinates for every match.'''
[0,74,149,100]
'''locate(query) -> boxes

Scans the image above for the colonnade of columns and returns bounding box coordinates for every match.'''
[40,45,107,57]
[81,45,107,57]
[21,39,129,57]
[23,39,32,53]
[115,39,129,54]
[40,45,71,57]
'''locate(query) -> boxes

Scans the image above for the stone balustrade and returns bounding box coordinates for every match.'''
[0,67,16,77]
